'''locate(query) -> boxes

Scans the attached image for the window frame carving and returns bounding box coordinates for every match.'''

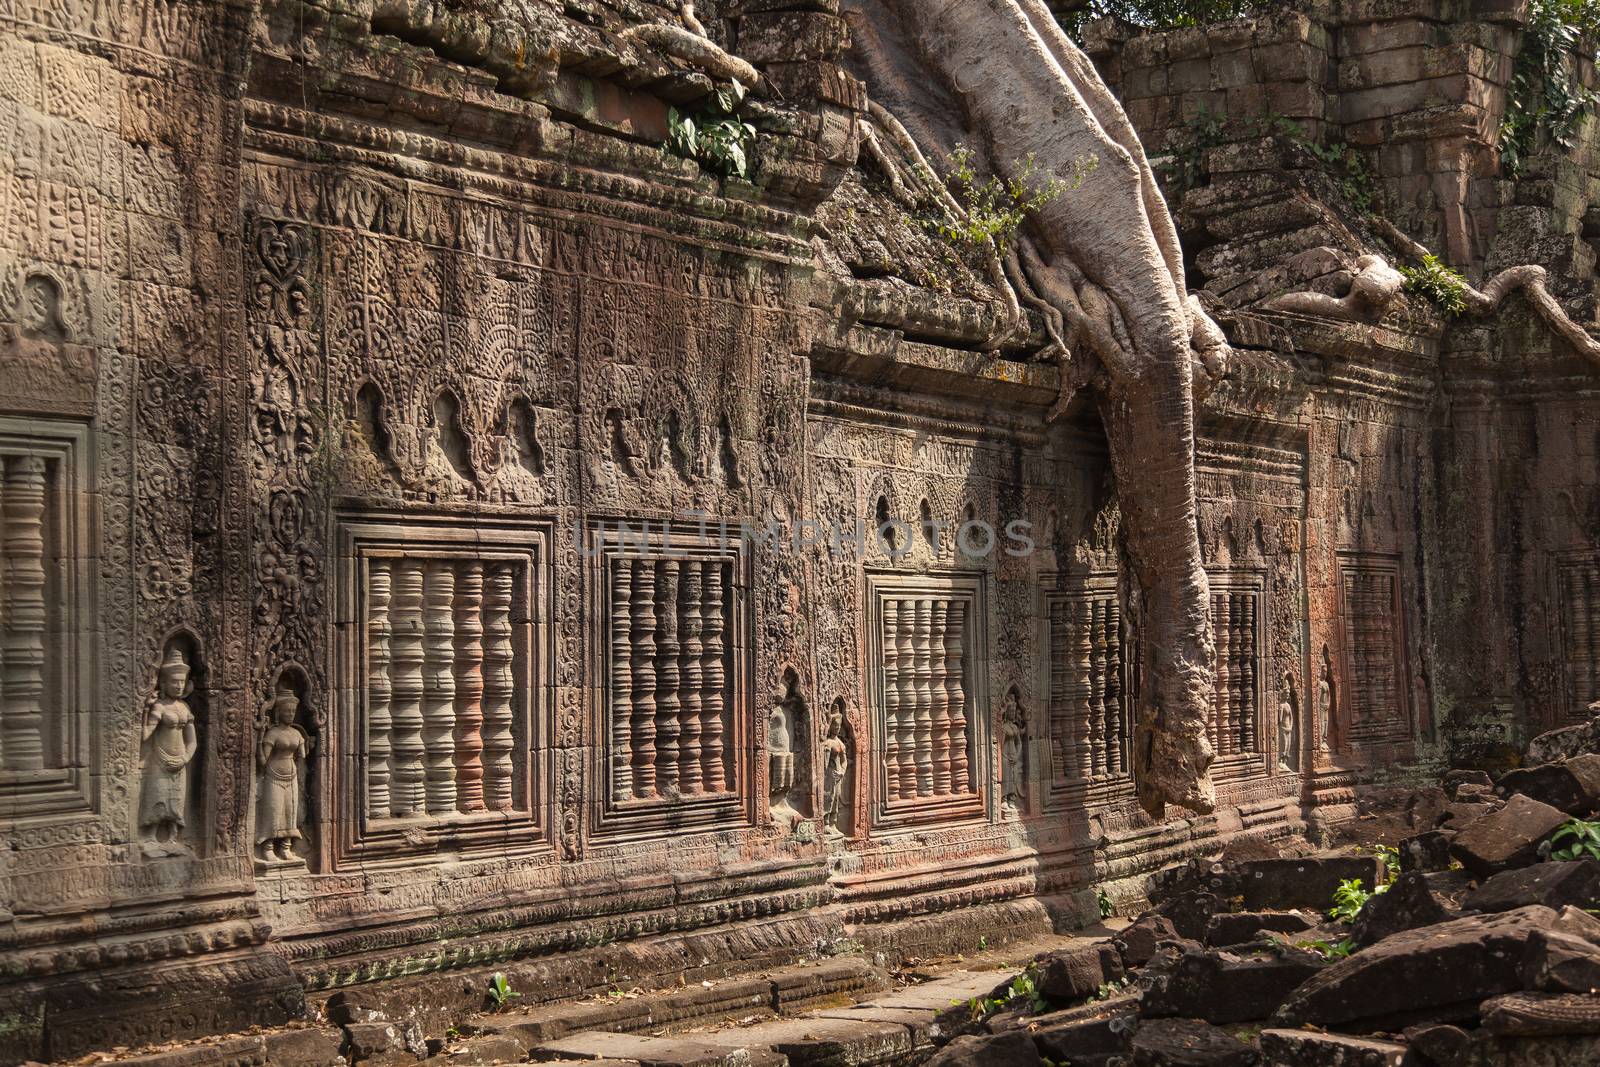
[1042,570,1134,810]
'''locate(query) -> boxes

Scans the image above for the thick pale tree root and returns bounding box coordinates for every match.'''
[621,21,759,85]
[1269,222,1600,370]
[846,0,1221,817]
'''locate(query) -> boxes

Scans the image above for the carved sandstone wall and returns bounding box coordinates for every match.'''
[0,0,1594,1060]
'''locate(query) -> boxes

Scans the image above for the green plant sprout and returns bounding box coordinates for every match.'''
[487,972,521,1009]
[929,145,1094,255]
[665,79,758,180]
[1400,255,1469,317]
[1549,817,1600,861]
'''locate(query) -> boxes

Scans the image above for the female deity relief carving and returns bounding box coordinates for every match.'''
[1000,687,1027,812]
[256,673,311,867]
[1279,674,1299,772]
[821,705,850,839]
[768,670,810,832]
[140,644,199,857]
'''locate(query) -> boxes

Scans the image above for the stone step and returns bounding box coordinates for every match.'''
[528,1031,785,1066]
[475,958,884,1046]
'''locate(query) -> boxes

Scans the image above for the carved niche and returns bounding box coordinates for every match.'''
[594,522,751,836]
[332,515,549,864]
[0,416,93,819]
[1335,551,1412,747]
[1556,554,1600,720]
[1207,570,1265,760]
[1046,572,1130,802]
[866,572,986,829]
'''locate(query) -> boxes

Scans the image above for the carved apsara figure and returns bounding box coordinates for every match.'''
[140,645,199,857]
[1278,675,1299,772]
[1001,688,1027,811]
[769,701,795,813]
[821,707,850,838]
[1317,646,1336,754]
[256,677,310,865]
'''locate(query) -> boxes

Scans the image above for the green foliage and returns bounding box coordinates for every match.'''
[930,145,1093,255]
[1055,0,1254,39]
[961,965,1048,1018]
[665,79,758,181]
[1089,976,1133,1002]
[1501,0,1600,175]
[1297,937,1356,960]
[1097,887,1116,919]
[1400,254,1469,317]
[487,972,521,1009]
[1328,877,1385,923]
[1301,137,1375,215]
[1158,106,1229,194]
[1550,817,1600,861]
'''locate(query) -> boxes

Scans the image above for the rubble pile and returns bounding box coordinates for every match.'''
[924,715,1600,1067]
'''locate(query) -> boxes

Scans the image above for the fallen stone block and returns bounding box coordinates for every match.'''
[1444,770,1494,799]
[1117,914,1182,967]
[700,1014,916,1066]
[1402,1023,1472,1067]
[1399,830,1456,872]
[531,1030,785,1066]
[1448,794,1569,878]
[1205,911,1315,947]
[1483,991,1600,1036]
[1464,859,1600,914]
[263,1027,346,1067]
[1035,941,1125,1003]
[1233,857,1385,911]
[345,1022,424,1062]
[1520,928,1600,994]
[1154,891,1222,941]
[1131,1018,1258,1066]
[1458,1033,1600,1066]
[1350,871,1449,947]
[1496,755,1600,816]
[1257,1028,1417,1065]
[1030,997,1138,1067]
[1273,906,1591,1032]
[1435,799,1502,831]
[420,1034,530,1065]
[1526,708,1600,765]
[925,1031,1041,1067]
[1144,945,1323,1024]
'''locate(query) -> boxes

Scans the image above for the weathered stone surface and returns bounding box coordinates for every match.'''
[1497,755,1600,816]
[1526,711,1600,765]
[1483,991,1600,1036]
[1448,795,1571,877]
[1131,1018,1259,1066]
[1118,914,1183,967]
[1145,946,1324,1023]
[1444,770,1495,799]
[263,1027,346,1067]
[924,1031,1042,1066]
[1400,830,1457,872]
[1258,1029,1417,1066]
[1274,907,1597,1031]
[1464,860,1600,914]
[1035,942,1125,1003]
[1233,857,1387,911]
[1030,999,1138,1066]
[1205,910,1316,947]
[1350,871,1450,947]
[1155,892,1224,942]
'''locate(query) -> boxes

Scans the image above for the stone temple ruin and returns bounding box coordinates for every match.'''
[1,0,1600,1062]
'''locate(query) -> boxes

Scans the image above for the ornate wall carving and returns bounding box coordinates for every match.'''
[331,515,548,864]
[865,572,986,829]
[0,416,93,818]
[1336,552,1412,747]
[1557,555,1600,720]
[592,522,751,837]
[1046,573,1131,794]
[1207,570,1265,759]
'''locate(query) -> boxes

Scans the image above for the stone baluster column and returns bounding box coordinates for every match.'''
[366,559,394,818]
[481,566,516,811]
[882,599,902,802]
[2,456,48,772]
[388,560,427,816]
[421,563,457,814]
[453,562,485,812]
[611,559,635,801]
[630,561,658,799]
[929,601,953,796]
[947,601,970,794]
[912,598,934,797]
[678,563,704,795]
[699,561,727,793]
[654,559,681,797]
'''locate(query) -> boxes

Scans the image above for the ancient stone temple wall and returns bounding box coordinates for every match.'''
[1,0,1597,1060]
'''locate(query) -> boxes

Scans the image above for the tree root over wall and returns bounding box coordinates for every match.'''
[845,0,1233,817]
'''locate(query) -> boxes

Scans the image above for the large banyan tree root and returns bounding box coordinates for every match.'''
[1268,220,1600,370]
[844,0,1225,817]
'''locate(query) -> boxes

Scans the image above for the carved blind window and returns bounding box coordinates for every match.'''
[335,517,547,863]
[0,418,92,819]
[595,525,750,837]
[1558,557,1600,719]
[1337,553,1410,745]
[1208,573,1264,758]
[868,574,985,829]
[1047,577,1129,788]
